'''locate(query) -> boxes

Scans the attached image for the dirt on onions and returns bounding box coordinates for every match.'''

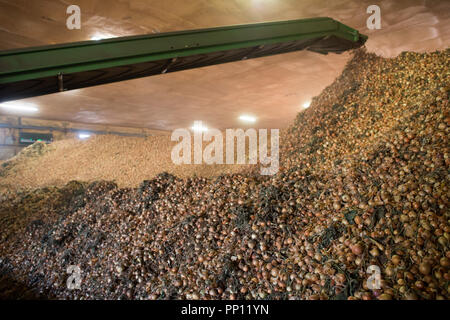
[0,48,448,300]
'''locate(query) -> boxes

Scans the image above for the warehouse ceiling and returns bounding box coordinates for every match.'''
[0,0,449,131]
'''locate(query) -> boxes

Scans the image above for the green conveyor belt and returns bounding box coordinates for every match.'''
[0,17,367,102]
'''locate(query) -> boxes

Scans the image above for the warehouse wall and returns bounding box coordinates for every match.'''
[0,124,16,160]
[0,116,169,161]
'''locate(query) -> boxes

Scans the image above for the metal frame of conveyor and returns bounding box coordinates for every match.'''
[0,123,148,138]
[0,17,367,102]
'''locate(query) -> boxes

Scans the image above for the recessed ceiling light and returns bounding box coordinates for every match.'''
[239,115,257,123]
[78,133,91,140]
[90,32,116,41]
[191,121,208,132]
[303,101,311,108]
[0,101,39,113]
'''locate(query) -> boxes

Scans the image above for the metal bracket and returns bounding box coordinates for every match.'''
[57,72,65,92]
[161,57,178,74]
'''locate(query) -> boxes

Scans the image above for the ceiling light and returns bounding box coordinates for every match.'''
[303,101,311,108]
[78,133,91,140]
[90,32,116,41]
[239,115,257,123]
[0,101,39,113]
[191,121,208,132]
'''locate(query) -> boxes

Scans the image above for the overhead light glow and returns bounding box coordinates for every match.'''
[303,101,311,109]
[191,121,208,132]
[239,115,257,123]
[0,101,39,113]
[90,32,116,41]
[78,133,91,140]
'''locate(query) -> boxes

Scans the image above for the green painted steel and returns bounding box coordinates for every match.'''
[0,17,367,102]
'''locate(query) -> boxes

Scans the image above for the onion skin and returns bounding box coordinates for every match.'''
[0,49,449,301]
